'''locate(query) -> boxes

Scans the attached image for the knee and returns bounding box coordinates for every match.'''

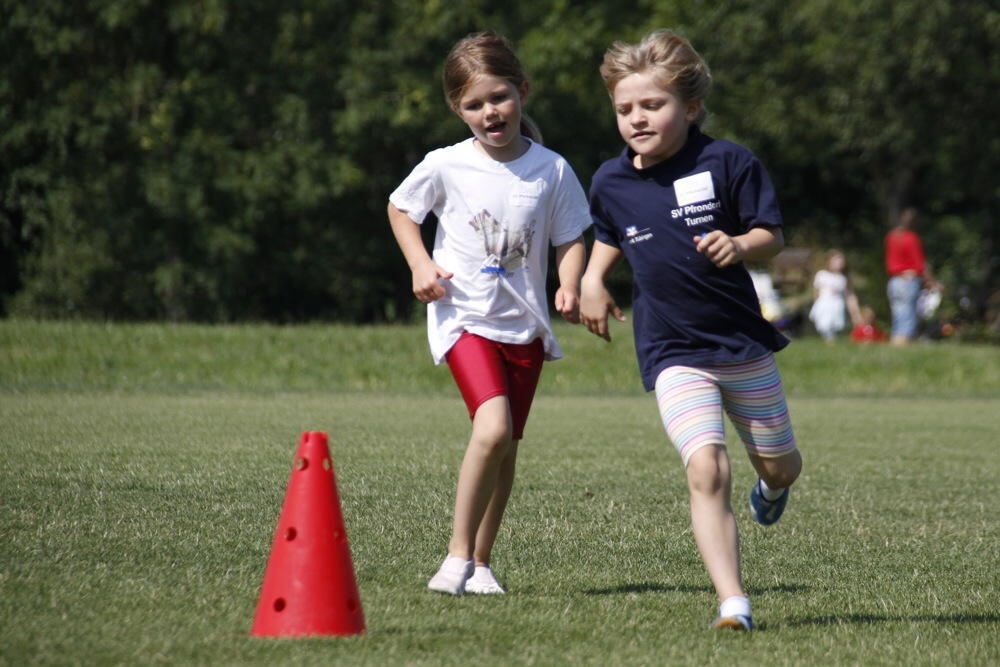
[470,420,513,458]
[686,447,730,496]
[469,397,514,455]
[761,450,802,488]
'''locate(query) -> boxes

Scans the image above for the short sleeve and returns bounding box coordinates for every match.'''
[588,180,622,249]
[388,154,442,224]
[549,159,593,246]
[730,154,783,231]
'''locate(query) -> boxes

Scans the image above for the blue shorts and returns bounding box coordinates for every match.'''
[888,275,921,339]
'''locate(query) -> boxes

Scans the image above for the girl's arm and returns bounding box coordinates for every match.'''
[846,290,863,326]
[553,235,586,323]
[387,203,453,303]
[845,279,864,326]
[580,240,627,341]
[694,225,785,268]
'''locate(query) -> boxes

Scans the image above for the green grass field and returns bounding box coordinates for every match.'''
[2,320,998,665]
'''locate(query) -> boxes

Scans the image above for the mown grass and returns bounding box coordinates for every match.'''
[1,318,998,397]
[1,320,998,665]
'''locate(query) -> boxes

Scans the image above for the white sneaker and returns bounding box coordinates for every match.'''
[427,556,473,595]
[464,565,505,595]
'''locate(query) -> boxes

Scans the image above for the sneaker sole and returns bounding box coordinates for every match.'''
[712,616,753,631]
[427,583,465,595]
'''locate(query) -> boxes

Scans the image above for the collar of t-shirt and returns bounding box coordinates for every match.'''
[620,125,705,174]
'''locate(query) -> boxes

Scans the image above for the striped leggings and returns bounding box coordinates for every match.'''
[654,354,798,467]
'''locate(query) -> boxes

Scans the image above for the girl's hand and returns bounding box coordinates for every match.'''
[412,261,453,303]
[554,285,580,323]
[580,281,626,342]
[694,230,742,268]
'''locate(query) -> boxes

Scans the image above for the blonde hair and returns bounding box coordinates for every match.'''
[442,31,543,143]
[599,29,711,126]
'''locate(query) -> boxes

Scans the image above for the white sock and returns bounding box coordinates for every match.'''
[444,555,472,569]
[719,595,751,619]
[759,478,785,501]
[427,555,473,595]
[465,564,505,594]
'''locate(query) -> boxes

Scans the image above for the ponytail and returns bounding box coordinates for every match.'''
[520,113,543,144]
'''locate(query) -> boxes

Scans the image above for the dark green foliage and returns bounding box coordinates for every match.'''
[1,1,998,323]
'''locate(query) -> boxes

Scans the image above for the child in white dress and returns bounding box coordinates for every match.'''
[809,250,861,342]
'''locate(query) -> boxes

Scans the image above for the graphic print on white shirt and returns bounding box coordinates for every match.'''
[388,138,592,364]
[468,209,535,275]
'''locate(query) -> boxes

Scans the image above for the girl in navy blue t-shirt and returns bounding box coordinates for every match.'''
[580,29,803,632]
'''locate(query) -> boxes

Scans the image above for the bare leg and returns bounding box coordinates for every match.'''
[686,444,744,602]
[747,448,802,490]
[473,441,519,566]
[447,396,513,560]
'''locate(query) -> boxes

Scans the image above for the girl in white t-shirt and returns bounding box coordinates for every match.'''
[808,249,862,342]
[387,32,591,596]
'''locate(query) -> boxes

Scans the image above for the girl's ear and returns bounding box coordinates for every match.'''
[518,80,531,103]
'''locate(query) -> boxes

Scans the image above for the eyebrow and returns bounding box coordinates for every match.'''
[615,97,665,112]
[616,94,668,104]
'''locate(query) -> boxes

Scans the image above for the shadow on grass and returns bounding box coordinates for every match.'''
[583,582,809,596]
[583,582,712,595]
[788,613,1000,627]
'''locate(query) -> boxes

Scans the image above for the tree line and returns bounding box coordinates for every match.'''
[2,0,997,330]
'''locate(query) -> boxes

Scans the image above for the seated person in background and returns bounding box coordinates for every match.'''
[851,306,887,343]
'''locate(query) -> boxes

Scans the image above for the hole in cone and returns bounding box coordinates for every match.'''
[322,458,331,471]
[296,457,309,471]
[273,598,286,612]
[332,529,342,540]
[346,598,358,612]
[284,527,297,541]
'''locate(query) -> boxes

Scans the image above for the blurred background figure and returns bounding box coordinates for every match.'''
[749,269,784,324]
[808,249,862,343]
[885,207,940,345]
[850,306,887,343]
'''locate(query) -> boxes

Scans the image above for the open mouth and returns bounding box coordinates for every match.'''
[485,121,507,135]
[631,130,655,140]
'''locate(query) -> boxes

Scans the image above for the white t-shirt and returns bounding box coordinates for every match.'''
[389,138,592,363]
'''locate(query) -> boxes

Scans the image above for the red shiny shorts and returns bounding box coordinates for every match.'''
[445,331,544,440]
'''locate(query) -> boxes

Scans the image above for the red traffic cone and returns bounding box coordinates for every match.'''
[251,431,365,637]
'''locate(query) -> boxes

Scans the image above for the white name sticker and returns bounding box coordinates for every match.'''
[509,180,544,207]
[673,171,715,207]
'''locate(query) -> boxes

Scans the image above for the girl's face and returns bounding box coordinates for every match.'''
[828,252,846,272]
[612,71,701,169]
[454,74,529,162]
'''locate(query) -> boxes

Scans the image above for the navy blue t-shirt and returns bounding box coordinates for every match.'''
[589,126,789,391]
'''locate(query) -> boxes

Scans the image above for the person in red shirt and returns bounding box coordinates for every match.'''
[885,207,936,345]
